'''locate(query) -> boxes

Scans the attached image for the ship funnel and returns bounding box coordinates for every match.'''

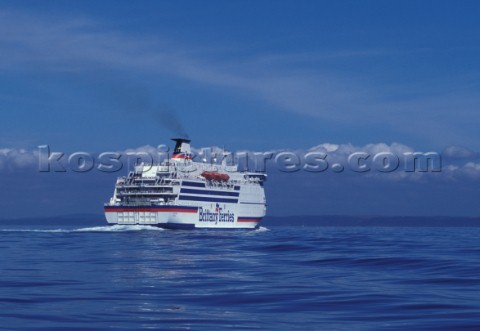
[171,138,192,160]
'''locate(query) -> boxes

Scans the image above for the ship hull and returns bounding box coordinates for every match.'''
[104,205,262,229]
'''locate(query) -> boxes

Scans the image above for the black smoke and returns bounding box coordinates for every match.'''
[155,105,189,139]
[85,74,189,138]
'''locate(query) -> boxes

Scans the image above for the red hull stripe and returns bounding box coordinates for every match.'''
[172,154,192,160]
[105,208,198,213]
[237,217,261,223]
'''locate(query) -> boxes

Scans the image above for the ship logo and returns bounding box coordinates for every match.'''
[198,206,235,223]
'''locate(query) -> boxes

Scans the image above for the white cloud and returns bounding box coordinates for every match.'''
[0,142,479,182]
[442,145,477,160]
[191,142,479,182]
[309,143,339,153]
[454,162,480,179]
[308,142,414,167]
[0,148,38,170]
[122,145,161,157]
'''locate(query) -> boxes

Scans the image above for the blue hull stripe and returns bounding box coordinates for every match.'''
[180,188,239,197]
[178,195,238,203]
[182,181,240,191]
[182,181,205,188]
[160,223,196,230]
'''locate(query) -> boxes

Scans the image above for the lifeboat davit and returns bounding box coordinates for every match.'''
[201,171,229,182]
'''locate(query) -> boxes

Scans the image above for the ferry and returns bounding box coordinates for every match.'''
[104,138,267,229]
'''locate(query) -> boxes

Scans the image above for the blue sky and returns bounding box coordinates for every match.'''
[1,1,480,218]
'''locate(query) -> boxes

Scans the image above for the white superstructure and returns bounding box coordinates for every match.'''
[104,138,267,229]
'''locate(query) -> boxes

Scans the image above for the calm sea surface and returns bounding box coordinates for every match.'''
[0,224,479,330]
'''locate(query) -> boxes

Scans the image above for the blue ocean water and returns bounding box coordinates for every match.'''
[0,224,479,330]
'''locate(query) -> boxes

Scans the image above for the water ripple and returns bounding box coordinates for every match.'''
[0,225,478,330]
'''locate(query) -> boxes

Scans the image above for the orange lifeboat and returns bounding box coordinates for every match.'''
[201,171,229,182]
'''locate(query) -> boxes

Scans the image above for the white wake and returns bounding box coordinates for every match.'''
[0,225,164,233]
